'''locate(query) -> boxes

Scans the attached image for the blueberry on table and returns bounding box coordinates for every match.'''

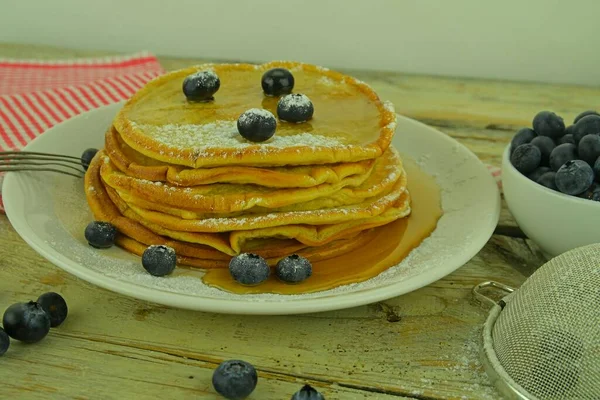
[530,136,555,165]
[573,115,600,143]
[142,245,176,277]
[578,134,600,167]
[229,253,270,286]
[549,143,578,171]
[84,221,117,249]
[37,292,68,327]
[182,70,220,101]
[536,171,558,191]
[2,302,50,343]
[555,160,594,195]
[80,148,98,170]
[574,110,599,124]
[533,111,565,138]
[212,360,258,400]
[527,166,551,182]
[261,68,295,96]
[510,128,536,152]
[510,144,541,174]
[291,384,325,400]
[277,93,314,123]
[559,134,575,145]
[276,254,312,284]
[0,328,9,356]
[237,108,277,143]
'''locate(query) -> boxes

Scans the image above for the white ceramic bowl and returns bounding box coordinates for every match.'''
[501,144,600,258]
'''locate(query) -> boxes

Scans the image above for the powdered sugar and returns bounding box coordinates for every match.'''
[238,108,275,126]
[184,69,219,87]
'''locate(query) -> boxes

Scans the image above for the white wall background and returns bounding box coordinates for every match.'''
[1,0,599,86]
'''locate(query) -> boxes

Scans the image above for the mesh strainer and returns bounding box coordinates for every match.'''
[473,243,600,399]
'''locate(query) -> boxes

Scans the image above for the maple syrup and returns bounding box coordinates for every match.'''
[202,157,442,294]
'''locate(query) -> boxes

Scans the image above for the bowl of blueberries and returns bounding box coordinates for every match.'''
[502,110,600,258]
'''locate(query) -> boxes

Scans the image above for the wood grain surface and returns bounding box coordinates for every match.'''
[1,43,597,400]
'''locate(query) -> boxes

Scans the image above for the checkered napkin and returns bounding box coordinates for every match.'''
[0,53,502,213]
[0,52,165,212]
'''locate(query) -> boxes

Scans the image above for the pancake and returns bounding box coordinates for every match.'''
[113,61,397,168]
[101,147,403,216]
[106,127,376,187]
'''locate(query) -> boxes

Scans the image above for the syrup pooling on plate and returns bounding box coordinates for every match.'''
[202,159,442,294]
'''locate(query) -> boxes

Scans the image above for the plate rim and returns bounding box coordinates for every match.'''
[3,103,501,314]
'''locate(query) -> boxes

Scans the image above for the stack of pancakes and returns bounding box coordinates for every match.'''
[84,62,411,269]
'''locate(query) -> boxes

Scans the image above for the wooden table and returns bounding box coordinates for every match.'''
[1,43,597,400]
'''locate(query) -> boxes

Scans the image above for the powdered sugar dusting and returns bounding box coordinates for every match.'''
[384,101,395,113]
[185,69,219,87]
[136,122,346,151]
[238,108,275,125]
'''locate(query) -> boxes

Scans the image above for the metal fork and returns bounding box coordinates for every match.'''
[0,151,87,178]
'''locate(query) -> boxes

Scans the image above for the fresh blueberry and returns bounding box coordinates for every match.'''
[549,143,578,171]
[84,221,117,249]
[591,186,600,201]
[229,253,270,286]
[291,384,325,400]
[558,133,575,145]
[212,359,258,400]
[574,110,600,124]
[573,115,600,143]
[530,136,555,165]
[277,93,314,123]
[261,68,295,96]
[2,301,51,343]
[275,254,312,284]
[510,144,541,174]
[579,183,600,201]
[182,70,220,101]
[36,292,68,328]
[578,134,600,167]
[510,128,536,152]
[81,148,98,170]
[555,160,594,195]
[533,111,565,138]
[142,245,176,277]
[527,166,552,182]
[594,156,600,182]
[237,108,277,143]
[0,328,9,356]
[536,171,558,191]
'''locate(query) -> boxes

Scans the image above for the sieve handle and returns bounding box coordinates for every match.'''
[472,281,515,308]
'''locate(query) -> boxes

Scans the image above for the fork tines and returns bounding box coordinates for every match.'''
[0,151,87,178]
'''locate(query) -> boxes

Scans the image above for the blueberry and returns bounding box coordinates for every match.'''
[275,254,312,284]
[142,245,176,277]
[510,144,541,174]
[237,109,277,143]
[81,148,98,170]
[555,160,594,195]
[579,183,600,201]
[591,186,600,201]
[573,115,600,143]
[578,134,600,166]
[559,133,575,145]
[527,166,552,182]
[182,70,220,101]
[277,94,314,123]
[291,384,325,400]
[510,128,536,152]
[549,143,578,171]
[84,221,117,249]
[0,328,9,356]
[536,171,558,191]
[594,156,600,181]
[261,68,295,96]
[574,110,599,124]
[2,301,50,343]
[229,253,270,286]
[530,136,555,165]
[533,111,565,138]
[212,360,258,400]
[36,292,68,328]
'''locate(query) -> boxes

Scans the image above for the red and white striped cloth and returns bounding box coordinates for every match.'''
[0,52,502,213]
[0,52,165,212]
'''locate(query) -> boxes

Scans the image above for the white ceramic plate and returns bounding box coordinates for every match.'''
[3,103,500,314]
